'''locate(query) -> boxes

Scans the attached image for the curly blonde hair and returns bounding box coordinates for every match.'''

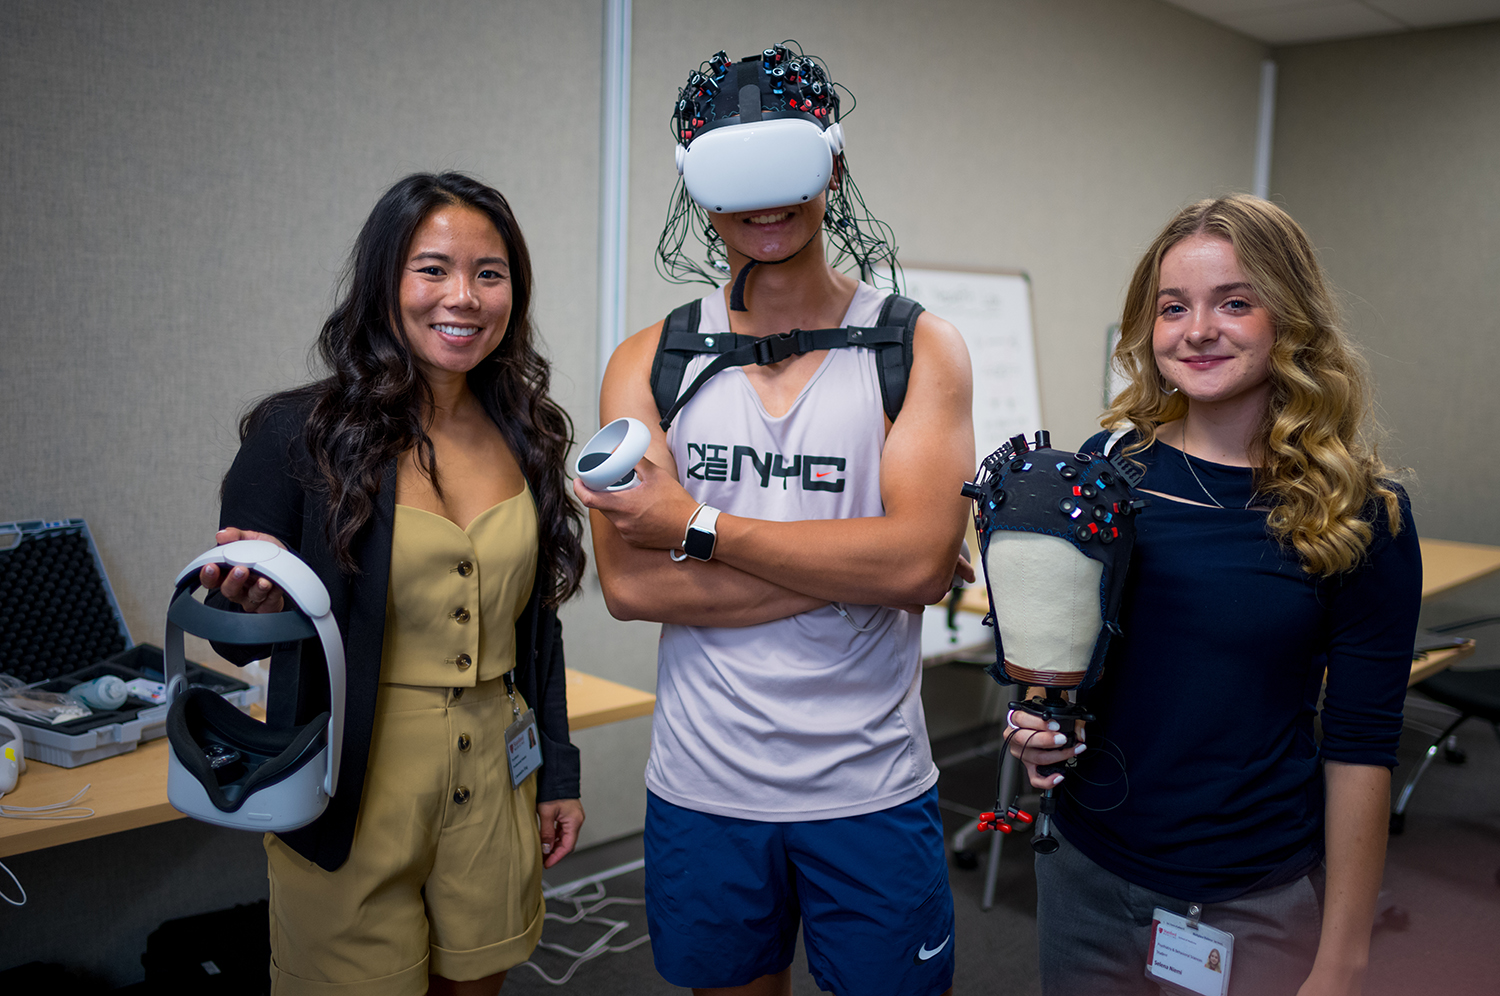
[1104,194,1401,576]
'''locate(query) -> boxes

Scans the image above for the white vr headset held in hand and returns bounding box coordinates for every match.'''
[164,540,345,832]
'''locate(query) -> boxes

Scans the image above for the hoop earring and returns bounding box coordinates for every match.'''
[1158,375,1179,396]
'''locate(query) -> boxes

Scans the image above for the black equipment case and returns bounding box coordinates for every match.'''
[0,518,256,767]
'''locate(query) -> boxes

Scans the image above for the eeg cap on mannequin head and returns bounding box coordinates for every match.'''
[674,45,845,214]
[963,432,1148,693]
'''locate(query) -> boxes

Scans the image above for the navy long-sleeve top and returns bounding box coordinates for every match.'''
[1055,432,1421,902]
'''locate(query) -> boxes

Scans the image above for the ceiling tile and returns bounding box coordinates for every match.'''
[1164,0,1335,19]
[1223,3,1406,43]
[1365,0,1500,27]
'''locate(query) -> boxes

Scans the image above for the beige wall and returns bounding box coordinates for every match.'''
[1271,23,1500,545]
[1,0,1270,849]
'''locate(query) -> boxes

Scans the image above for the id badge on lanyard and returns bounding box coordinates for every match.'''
[503,670,543,788]
[1146,905,1233,996]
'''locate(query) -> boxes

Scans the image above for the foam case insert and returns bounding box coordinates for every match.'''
[0,518,258,767]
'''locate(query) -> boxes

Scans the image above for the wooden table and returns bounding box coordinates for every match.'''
[1416,538,1500,599]
[0,669,654,859]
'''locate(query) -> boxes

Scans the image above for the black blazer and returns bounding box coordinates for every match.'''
[213,397,580,871]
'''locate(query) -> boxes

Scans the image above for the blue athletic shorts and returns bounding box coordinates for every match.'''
[644,787,955,995]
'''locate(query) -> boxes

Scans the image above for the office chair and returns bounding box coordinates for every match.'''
[1390,615,1500,840]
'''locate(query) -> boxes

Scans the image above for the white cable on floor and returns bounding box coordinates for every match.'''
[515,879,650,986]
[0,859,26,906]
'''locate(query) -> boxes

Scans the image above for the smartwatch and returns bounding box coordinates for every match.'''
[682,504,721,562]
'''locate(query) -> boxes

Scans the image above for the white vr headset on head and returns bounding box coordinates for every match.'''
[676,118,845,214]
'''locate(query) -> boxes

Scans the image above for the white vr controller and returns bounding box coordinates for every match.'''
[0,717,24,799]
[677,118,845,214]
[575,417,651,492]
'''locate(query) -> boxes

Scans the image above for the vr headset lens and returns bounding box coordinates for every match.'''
[681,118,835,214]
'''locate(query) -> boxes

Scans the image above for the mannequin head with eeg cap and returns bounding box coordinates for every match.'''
[966,432,1147,693]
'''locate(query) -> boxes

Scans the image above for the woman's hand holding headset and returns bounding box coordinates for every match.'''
[198,528,287,614]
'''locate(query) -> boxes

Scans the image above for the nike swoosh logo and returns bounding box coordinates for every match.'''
[915,935,950,962]
[815,471,833,478]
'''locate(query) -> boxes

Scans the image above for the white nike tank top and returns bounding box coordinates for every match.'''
[647,282,937,821]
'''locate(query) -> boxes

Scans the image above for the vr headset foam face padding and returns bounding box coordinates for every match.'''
[164,540,346,833]
[963,432,1147,693]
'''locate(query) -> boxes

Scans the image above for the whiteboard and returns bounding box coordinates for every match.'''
[901,267,1042,463]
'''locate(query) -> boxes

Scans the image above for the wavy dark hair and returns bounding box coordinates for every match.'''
[239,172,585,604]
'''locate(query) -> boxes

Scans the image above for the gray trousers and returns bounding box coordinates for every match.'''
[1035,829,1324,996]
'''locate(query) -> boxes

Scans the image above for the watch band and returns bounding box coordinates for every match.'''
[682,504,720,562]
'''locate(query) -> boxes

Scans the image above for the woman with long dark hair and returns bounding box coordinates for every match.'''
[1010,195,1420,996]
[202,172,587,995]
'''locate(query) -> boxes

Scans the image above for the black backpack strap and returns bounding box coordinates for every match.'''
[872,294,923,423]
[657,325,870,430]
[649,300,702,424]
[651,293,925,431]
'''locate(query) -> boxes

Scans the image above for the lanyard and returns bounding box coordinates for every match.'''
[503,669,521,722]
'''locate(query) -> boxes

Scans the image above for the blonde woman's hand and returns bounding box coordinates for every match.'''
[1006,702,1087,790]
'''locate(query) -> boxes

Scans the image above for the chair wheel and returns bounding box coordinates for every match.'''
[1443,744,1468,765]
[1388,811,1406,835]
[953,850,979,870]
[1374,905,1410,932]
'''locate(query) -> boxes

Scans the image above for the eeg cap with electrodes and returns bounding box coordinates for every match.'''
[674,46,845,215]
[962,431,1149,693]
[164,540,345,832]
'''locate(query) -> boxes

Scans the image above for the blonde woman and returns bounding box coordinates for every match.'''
[1010,195,1419,996]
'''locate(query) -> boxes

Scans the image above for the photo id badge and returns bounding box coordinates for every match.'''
[1145,907,1232,996]
[505,708,543,788]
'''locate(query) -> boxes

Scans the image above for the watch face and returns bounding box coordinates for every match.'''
[683,527,715,561]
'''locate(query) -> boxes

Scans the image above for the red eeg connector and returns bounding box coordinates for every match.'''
[979,805,1034,834]
[977,812,1014,833]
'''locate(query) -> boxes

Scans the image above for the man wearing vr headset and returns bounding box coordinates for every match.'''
[578,44,973,996]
